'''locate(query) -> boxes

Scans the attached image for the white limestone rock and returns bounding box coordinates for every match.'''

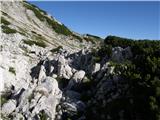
[1,99,17,115]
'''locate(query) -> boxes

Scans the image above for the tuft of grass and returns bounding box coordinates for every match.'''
[23,39,47,48]
[9,67,16,75]
[2,11,8,16]
[1,17,10,25]
[2,25,17,34]
[50,46,63,53]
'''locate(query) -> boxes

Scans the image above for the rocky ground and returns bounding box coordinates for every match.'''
[1,1,134,120]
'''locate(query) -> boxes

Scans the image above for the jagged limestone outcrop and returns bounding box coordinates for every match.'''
[1,1,145,120]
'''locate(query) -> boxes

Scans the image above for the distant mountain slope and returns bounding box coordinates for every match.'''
[1,1,100,50]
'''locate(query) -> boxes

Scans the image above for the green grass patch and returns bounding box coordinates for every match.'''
[45,16,72,36]
[23,39,46,48]
[23,36,47,48]
[9,67,16,75]
[1,17,10,25]
[2,25,17,34]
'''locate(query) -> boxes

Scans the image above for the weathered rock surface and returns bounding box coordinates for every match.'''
[1,99,17,115]
[1,1,133,120]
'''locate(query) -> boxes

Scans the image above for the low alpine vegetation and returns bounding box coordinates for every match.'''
[9,67,16,75]
[1,17,10,25]
[2,25,17,34]
[23,39,47,48]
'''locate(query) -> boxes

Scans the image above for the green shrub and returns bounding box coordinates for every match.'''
[1,17,10,25]
[9,67,16,75]
[2,25,17,34]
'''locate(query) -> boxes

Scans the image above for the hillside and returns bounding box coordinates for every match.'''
[1,1,160,120]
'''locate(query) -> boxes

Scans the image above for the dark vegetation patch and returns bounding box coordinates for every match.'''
[86,35,160,120]
[1,17,10,25]
[50,46,63,53]
[23,39,46,48]
[9,67,16,75]
[2,25,17,34]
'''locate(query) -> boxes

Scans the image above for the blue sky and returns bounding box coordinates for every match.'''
[29,1,160,40]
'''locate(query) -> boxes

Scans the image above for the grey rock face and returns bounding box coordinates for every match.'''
[38,65,46,83]
[111,46,132,62]
[58,55,73,79]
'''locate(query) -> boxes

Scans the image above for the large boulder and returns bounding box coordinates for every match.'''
[67,70,85,89]
[31,77,62,119]
[58,55,73,79]
[38,65,46,83]
[31,95,58,119]
[36,77,62,96]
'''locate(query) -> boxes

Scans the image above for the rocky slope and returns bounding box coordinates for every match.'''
[1,1,160,120]
[0,1,101,120]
